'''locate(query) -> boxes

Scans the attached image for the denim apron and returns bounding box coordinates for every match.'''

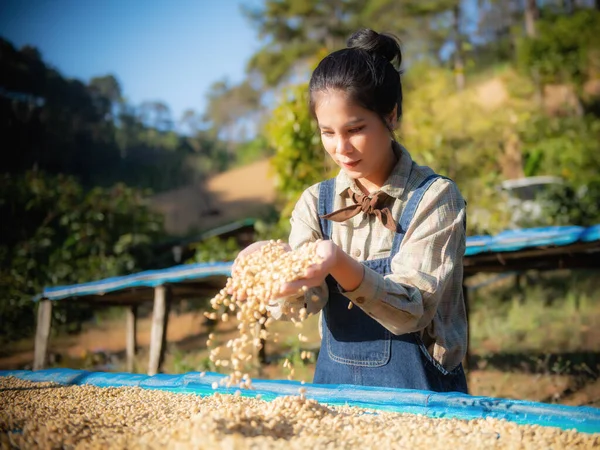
[313,175,468,393]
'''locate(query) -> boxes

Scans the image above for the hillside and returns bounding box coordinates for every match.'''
[150,158,277,236]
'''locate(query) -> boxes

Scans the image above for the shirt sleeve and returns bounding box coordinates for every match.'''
[341,178,466,335]
[265,184,329,321]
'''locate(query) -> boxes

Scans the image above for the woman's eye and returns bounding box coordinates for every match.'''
[321,130,334,136]
[348,126,364,133]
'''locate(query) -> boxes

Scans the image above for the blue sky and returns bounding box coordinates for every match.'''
[0,0,264,122]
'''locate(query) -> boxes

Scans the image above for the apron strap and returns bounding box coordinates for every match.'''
[391,174,449,256]
[318,178,336,240]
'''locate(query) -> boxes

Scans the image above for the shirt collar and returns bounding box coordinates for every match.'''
[335,140,413,200]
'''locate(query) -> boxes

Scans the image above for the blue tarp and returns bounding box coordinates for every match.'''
[2,369,599,434]
[464,235,495,256]
[35,224,599,301]
[35,261,232,302]
[581,224,600,243]
[464,224,599,256]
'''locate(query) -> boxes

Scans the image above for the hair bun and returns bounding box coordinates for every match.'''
[347,28,402,68]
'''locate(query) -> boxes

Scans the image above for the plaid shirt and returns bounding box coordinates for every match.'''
[269,143,468,371]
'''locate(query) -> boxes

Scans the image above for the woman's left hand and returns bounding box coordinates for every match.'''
[278,240,338,297]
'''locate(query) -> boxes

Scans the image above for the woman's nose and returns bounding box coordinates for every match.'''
[336,136,352,155]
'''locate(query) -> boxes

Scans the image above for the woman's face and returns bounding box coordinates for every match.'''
[313,89,396,188]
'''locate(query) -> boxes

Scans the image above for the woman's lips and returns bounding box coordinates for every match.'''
[341,160,361,169]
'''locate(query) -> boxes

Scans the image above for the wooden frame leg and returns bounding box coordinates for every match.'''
[148,286,170,376]
[126,305,138,373]
[33,300,53,371]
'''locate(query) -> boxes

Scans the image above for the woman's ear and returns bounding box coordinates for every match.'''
[387,106,398,129]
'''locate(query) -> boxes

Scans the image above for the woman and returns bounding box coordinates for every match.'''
[234,28,468,393]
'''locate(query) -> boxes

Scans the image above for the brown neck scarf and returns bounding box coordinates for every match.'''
[320,190,398,231]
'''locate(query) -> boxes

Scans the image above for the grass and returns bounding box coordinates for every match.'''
[464,271,600,404]
[471,289,599,356]
[469,271,600,356]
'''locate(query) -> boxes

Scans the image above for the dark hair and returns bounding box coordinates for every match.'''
[309,28,403,129]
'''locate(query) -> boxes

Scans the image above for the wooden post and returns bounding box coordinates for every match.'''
[462,282,471,376]
[515,272,525,304]
[126,305,138,373]
[148,286,170,376]
[33,300,53,371]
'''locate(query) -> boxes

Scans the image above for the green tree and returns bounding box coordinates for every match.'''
[1,38,221,194]
[517,9,600,90]
[264,83,335,217]
[367,0,467,88]
[203,78,262,142]
[187,237,241,264]
[0,39,127,185]
[179,109,232,174]
[89,75,122,103]
[89,74,123,123]
[137,101,174,131]
[0,171,164,343]
[524,0,540,37]
[243,0,481,94]
[519,114,600,184]
[243,0,369,87]
[234,135,274,167]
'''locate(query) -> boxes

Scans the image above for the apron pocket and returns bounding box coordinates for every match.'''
[415,334,451,376]
[324,300,391,367]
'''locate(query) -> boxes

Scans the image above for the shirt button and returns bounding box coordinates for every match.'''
[355,296,365,304]
[353,248,361,258]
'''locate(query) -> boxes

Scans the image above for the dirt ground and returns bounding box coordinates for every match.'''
[1,310,599,408]
[0,309,208,369]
